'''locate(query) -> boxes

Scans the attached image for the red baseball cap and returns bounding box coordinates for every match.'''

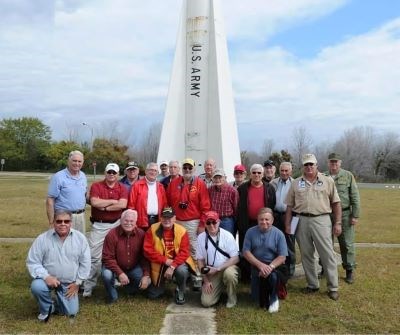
[233,164,246,173]
[204,211,220,222]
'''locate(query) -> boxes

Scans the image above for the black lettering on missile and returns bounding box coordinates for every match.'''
[190,45,202,97]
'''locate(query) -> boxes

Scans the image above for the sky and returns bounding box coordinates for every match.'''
[0,0,399,152]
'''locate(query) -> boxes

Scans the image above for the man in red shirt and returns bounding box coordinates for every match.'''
[166,158,211,290]
[208,169,239,236]
[143,207,197,305]
[237,163,276,281]
[128,162,167,230]
[101,209,150,303]
[82,163,128,297]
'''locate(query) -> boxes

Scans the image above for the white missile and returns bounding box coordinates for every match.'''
[157,0,241,179]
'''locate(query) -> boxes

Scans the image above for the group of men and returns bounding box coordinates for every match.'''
[27,150,360,321]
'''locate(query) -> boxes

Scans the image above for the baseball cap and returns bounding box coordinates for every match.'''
[212,168,225,178]
[233,164,246,173]
[204,211,220,222]
[159,160,168,167]
[302,154,318,165]
[105,163,120,173]
[125,161,139,170]
[263,160,274,167]
[161,207,175,218]
[328,153,341,161]
[182,158,195,167]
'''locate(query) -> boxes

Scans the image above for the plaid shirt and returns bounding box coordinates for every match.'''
[208,183,239,218]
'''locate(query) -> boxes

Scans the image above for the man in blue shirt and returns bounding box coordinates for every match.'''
[46,150,87,234]
[27,210,90,322]
[243,207,287,313]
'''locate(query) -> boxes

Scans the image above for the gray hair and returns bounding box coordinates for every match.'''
[121,209,138,221]
[68,150,84,160]
[169,160,180,167]
[54,209,72,220]
[146,162,158,170]
[257,207,274,217]
[250,163,263,172]
[280,162,292,170]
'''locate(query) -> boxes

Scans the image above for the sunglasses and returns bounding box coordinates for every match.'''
[107,170,117,175]
[183,166,193,170]
[252,171,262,175]
[206,220,218,226]
[55,219,71,224]
[234,171,244,175]
[303,163,314,167]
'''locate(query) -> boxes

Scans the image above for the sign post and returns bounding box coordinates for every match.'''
[0,158,5,171]
[92,161,97,180]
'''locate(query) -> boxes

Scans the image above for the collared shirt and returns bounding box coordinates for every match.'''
[273,177,293,213]
[26,228,90,283]
[102,226,150,276]
[199,173,213,188]
[208,184,239,218]
[120,175,142,192]
[285,173,340,215]
[146,179,158,215]
[196,228,239,267]
[47,168,87,211]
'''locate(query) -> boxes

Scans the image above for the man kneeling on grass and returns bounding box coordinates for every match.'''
[26,210,90,322]
[243,207,288,313]
[101,209,151,304]
[196,211,240,308]
[143,207,197,305]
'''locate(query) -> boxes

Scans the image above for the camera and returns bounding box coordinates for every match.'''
[179,202,188,209]
[201,266,210,274]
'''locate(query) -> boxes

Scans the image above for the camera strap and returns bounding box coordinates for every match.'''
[179,176,194,203]
[206,231,231,260]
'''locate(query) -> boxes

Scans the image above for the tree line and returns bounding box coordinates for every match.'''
[1,117,399,181]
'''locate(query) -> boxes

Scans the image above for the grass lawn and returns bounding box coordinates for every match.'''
[0,174,399,333]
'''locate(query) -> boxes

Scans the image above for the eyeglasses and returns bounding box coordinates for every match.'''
[206,220,218,226]
[55,219,71,224]
[107,170,117,175]
[303,163,314,167]
[183,166,193,170]
[252,171,262,175]
[234,171,244,175]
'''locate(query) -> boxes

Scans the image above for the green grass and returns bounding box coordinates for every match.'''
[1,174,399,333]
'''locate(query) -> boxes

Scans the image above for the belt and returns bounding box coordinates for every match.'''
[90,217,119,224]
[298,213,329,217]
[148,215,159,224]
[71,209,85,214]
[342,207,350,211]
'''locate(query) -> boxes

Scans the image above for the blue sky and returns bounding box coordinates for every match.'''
[0,0,399,152]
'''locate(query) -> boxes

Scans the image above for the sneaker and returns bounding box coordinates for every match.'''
[38,304,53,322]
[175,288,185,305]
[302,287,319,294]
[268,300,279,313]
[192,278,202,292]
[328,291,339,301]
[82,289,92,298]
[226,294,237,308]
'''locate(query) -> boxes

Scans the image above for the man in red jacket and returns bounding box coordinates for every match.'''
[101,209,150,303]
[128,162,167,230]
[167,158,211,290]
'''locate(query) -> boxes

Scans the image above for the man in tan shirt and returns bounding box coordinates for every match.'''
[285,154,342,300]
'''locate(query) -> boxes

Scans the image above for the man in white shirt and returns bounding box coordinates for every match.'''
[196,211,240,308]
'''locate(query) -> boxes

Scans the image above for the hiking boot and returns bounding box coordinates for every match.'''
[345,269,354,284]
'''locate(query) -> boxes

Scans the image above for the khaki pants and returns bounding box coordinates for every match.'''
[71,212,86,235]
[201,265,239,307]
[296,215,338,291]
[83,220,120,293]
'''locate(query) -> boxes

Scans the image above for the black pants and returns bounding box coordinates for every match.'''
[274,212,296,277]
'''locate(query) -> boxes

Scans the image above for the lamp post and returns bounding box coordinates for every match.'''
[82,122,94,151]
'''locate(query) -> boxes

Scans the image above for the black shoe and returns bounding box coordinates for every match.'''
[302,287,319,294]
[328,291,339,301]
[345,270,354,284]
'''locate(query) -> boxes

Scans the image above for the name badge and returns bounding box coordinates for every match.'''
[299,180,306,188]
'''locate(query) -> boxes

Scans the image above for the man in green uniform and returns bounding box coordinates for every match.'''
[327,153,361,284]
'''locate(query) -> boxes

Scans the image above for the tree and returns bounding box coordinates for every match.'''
[260,139,274,160]
[0,117,52,170]
[133,122,162,165]
[46,141,87,171]
[291,126,312,172]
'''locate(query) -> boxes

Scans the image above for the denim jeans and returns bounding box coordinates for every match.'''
[31,279,79,316]
[219,217,236,237]
[148,263,190,299]
[101,265,143,302]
